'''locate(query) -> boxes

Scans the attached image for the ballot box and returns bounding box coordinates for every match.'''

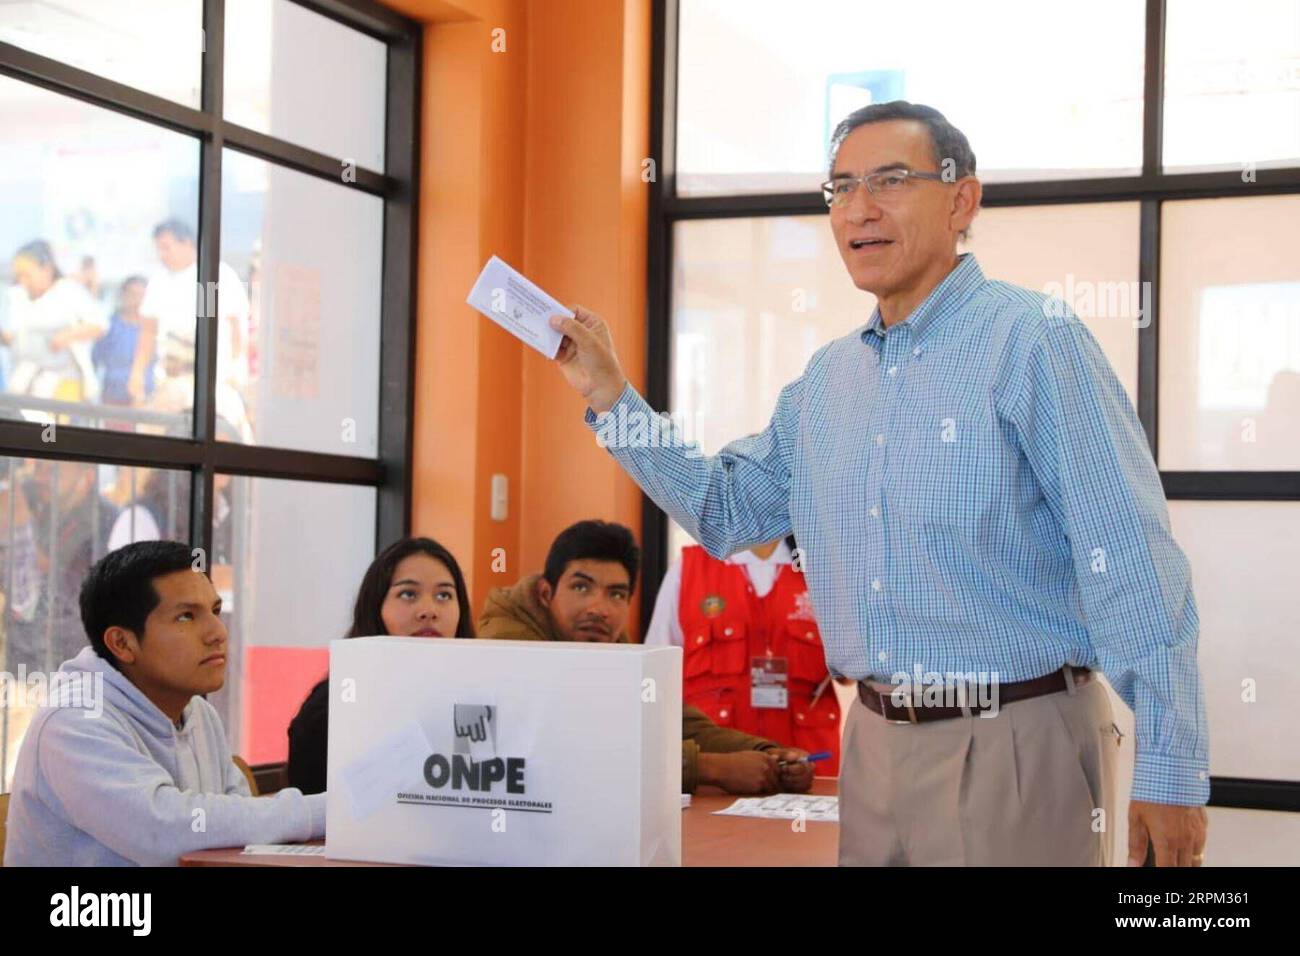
[325,637,682,866]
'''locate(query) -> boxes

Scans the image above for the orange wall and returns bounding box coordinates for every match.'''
[385,0,651,633]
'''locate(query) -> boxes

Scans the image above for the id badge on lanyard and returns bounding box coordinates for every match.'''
[751,656,789,709]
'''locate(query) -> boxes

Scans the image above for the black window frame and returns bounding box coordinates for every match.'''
[645,0,1300,814]
[0,0,420,556]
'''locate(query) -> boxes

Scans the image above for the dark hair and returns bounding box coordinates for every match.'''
[80,540,199,670]
[153,218,195,244]
[828,100,976,181]
[118,274,147,301]
[543,520,640,593]
[347,536,475,639]
[130,470,187,539]
[13,239,62,280]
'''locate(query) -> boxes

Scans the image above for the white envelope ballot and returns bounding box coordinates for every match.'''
[466,255,571,359]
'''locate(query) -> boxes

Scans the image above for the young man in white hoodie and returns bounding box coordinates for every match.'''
[3,540,325,866]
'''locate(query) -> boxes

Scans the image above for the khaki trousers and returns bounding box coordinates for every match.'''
[838,675,1117,866]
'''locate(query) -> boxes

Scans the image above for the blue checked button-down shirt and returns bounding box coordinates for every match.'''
[586,253,1209,805]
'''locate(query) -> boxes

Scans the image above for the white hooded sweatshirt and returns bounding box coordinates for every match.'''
[3,647,325,866]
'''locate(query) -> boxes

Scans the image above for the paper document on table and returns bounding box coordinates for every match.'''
[466,255,571,359]
[713,793,838,823]
[242,844,326,856]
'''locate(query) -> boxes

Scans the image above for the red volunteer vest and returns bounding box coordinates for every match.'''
[678,545,840,775]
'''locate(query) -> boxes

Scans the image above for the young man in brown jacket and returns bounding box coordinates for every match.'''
[479,520,816,794]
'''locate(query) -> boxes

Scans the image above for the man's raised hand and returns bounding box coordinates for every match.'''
[549,306,628,414]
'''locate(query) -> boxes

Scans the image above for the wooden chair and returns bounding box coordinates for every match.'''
[0,792,9,866]
[231,755,259,796]
[251,762,289,796]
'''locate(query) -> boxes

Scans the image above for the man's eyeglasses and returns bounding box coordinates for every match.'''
[821,168,947,207]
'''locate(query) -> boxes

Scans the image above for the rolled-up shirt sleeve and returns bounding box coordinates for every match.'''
[1008,316,1210,805]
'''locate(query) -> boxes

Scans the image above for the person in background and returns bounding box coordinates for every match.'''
[5,240,106,404]
[0,279,13,394]
[92,275,151,407]
[128,221,252,442]
[209,469,236,567]
[129,219,249,404]
[73,255,101,301]
[286,536,475,795]
[3,541,325,866]
[106,468,188,552]
[0,474,40,786]
[479,519,817,795]
[6,459,117,674]
[645,535,842,775]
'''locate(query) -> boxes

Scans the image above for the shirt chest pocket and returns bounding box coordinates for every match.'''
[783,620,829,683]
[682,619,749,677]
[893,394,1008,525]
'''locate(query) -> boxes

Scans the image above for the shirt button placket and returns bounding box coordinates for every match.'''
[865,328,906,671]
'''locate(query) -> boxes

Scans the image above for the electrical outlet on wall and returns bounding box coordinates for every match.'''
[490,474,508,521]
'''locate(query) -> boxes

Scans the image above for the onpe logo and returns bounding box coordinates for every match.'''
[424,704,524,793]
[453,704,496,756]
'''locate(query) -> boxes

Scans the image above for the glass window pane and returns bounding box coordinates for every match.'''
[1163,0,1300,172]
[958,203,1141,403]
[1159,195,1300,470]
[668,214,868,554]
[0,76,199,436]
[671,215,866,450]
[676,0,1144,196]
[0,0,202,107]
[219,150,382,455]
[212,476,376,765]
[224,0,387,170]
[1168,501,1300,781]
[0,458,190,790]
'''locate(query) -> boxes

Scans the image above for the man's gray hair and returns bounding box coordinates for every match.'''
[828,100,977,181]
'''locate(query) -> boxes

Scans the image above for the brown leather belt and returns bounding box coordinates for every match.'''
[857,666,1091,724]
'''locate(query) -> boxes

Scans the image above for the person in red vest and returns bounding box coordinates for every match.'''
[645,535,841,775]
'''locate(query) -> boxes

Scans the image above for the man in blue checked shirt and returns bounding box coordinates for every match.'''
[549,101,1209,867]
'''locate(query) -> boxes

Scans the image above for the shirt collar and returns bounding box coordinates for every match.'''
[860,253,985,349]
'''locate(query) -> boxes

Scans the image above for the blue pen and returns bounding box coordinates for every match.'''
[779,750,832,768]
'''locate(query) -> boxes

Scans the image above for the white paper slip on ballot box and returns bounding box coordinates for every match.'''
[325,637,683,866]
